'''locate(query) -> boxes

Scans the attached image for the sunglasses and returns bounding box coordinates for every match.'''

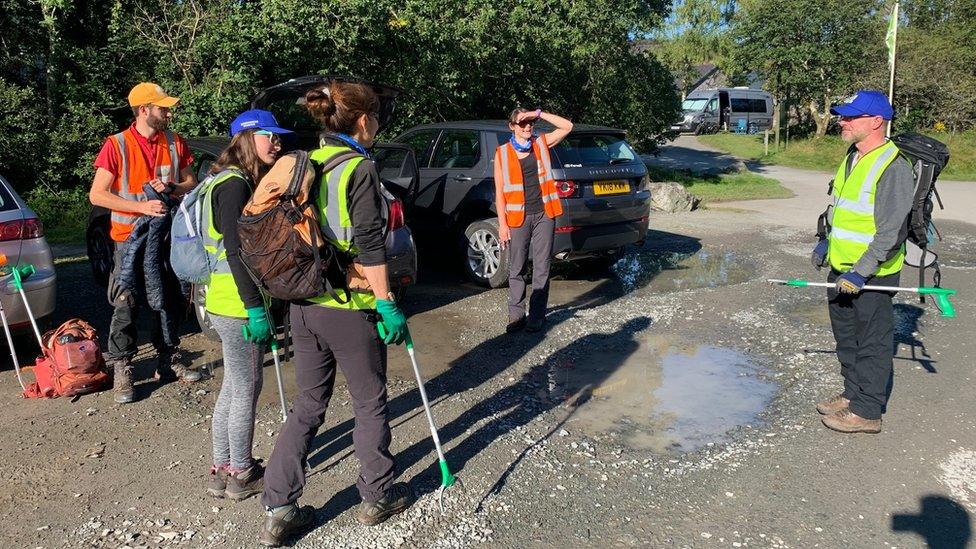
[837,114,877,122]
[254,130,282,145]
[514,119,536,128]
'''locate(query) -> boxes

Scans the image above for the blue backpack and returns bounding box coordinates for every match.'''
[170,169,241,284]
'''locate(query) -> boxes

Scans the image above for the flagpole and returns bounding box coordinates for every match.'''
[886,2,899,137]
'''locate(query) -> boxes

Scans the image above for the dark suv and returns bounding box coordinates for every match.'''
[391,121,651,286]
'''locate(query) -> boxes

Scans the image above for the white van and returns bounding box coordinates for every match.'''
[672,88,774,134]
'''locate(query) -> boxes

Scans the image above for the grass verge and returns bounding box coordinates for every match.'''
[699,132,976,181]
[647,165,793,203]
[25,186,89,245]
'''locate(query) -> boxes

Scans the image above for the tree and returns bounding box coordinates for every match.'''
[653,0,737,97]
[731,0,886,138]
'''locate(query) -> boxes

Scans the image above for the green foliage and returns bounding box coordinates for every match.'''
[653,0,737,95]
[731,0,886,137]
[25,185,90,245]
[0,0,680,200]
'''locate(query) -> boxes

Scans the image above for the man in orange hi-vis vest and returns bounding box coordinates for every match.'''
[89,82,200,404]
[494,108,573,334]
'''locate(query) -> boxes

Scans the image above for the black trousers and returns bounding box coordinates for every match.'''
[827,269,899,420]
[262,303,393,508]
[106,244,180,361]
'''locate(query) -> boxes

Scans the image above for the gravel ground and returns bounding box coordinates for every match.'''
[1,208,974,549]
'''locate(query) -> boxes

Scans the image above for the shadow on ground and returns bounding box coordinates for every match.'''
[892,495,971,549]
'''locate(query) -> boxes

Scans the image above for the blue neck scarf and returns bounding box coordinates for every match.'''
[332,132,370,158]
[510,134,534,153]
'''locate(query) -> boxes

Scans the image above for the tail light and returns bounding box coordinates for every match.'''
[555,180,578,198]
[0,218,44,242]
[387,199,405,232]
[555,225,580,234]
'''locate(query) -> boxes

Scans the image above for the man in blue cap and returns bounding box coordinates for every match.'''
[810,90,915,433]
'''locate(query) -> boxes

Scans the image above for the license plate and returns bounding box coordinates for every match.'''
[593,180,630,196]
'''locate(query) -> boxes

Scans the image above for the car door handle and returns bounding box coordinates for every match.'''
[453,175,472,181]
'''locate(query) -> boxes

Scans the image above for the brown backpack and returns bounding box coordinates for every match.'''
[237,150,359,301]
[23,319,110,399]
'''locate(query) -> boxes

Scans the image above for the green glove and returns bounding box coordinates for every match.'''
[241,306,272,344]
[375,298,407,345]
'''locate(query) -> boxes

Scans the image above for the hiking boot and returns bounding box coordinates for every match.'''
[226,461,264,501]
[207,465,229,498]
[525,317,545,333]
[822,407,882,434]
[259,504,315,547]
[816,393,850,415]
[356,482,415,526]
[111,359,135,404]
[506,317,526,333]
[155,350,202,383]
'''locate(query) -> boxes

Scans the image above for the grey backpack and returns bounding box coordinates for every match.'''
[170,169,242,284]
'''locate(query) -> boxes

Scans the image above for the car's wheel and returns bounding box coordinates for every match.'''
[86,208,114,288]
[462,219,508,288]
[192,284,220,342]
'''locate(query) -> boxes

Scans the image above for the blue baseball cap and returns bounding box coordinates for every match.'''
[229,109,293,137]
[830,90,894,120]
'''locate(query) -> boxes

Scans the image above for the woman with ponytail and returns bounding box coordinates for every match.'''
[495,108,573,334]
[258,81,413,547]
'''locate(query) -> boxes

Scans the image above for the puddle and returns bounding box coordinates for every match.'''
[612,249,756,293]
[556,335,778,453]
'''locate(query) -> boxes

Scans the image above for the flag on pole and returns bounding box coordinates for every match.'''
[886,2,899,70]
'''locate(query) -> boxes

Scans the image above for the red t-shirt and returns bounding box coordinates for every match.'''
[93,123,194,178]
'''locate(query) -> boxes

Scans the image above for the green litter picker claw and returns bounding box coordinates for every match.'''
[768,279,958,318]
[379,323,463,513]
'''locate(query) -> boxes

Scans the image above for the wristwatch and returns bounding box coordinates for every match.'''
[385,292,397,303]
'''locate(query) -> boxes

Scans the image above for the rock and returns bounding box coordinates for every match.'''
[648,182,701,213]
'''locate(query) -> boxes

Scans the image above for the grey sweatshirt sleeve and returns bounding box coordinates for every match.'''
[852,156,915,277]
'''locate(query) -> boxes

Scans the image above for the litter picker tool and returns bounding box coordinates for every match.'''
[768,278,958,318]
[0,254,27,390]
[10,264,44,347]
[379,323,462,514]
[243,308,289,422]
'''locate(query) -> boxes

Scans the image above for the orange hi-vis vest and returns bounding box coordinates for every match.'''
[108,128,180,242]
[495,134,563,228]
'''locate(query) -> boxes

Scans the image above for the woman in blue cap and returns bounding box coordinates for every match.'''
[204,109,291,501]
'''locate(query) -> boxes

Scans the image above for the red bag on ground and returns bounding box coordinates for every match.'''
[23,319,110,399]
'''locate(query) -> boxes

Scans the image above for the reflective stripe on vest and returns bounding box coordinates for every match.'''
[827,140,905,276]
[109,129,180,241]
[496,134,563,228]
[202,170,248,318]
[306,145,376,311]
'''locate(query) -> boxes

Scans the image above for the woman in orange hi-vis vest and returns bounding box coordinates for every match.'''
[494,108,573,333]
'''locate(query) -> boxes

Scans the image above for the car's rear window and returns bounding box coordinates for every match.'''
[0,176,19,213]
[492,132,638,168]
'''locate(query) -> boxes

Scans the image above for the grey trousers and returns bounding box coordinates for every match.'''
[210,313,264,471]
[508,211,555,322]
[261,303,393,508]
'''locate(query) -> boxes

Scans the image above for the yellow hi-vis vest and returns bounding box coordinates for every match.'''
[827,140,905,277]
[305,145,377,311]
[203,169,251,318]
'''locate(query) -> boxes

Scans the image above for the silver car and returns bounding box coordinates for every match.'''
[0,174,57,333]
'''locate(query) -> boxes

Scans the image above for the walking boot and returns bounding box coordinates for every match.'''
[207,465,228,498]
[356,482,415,526]
[259,504,315,547]
[816,393,850,415]
[822,407,882,434]
[155,349,202,383]
[111,359,135,404]
[226,460,264,501]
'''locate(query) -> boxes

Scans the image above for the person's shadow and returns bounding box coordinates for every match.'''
[892,495,972,549]
[894,303,936,373]
[308,316,653,533]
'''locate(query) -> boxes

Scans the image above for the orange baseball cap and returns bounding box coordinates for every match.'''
[127,82,179,108]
